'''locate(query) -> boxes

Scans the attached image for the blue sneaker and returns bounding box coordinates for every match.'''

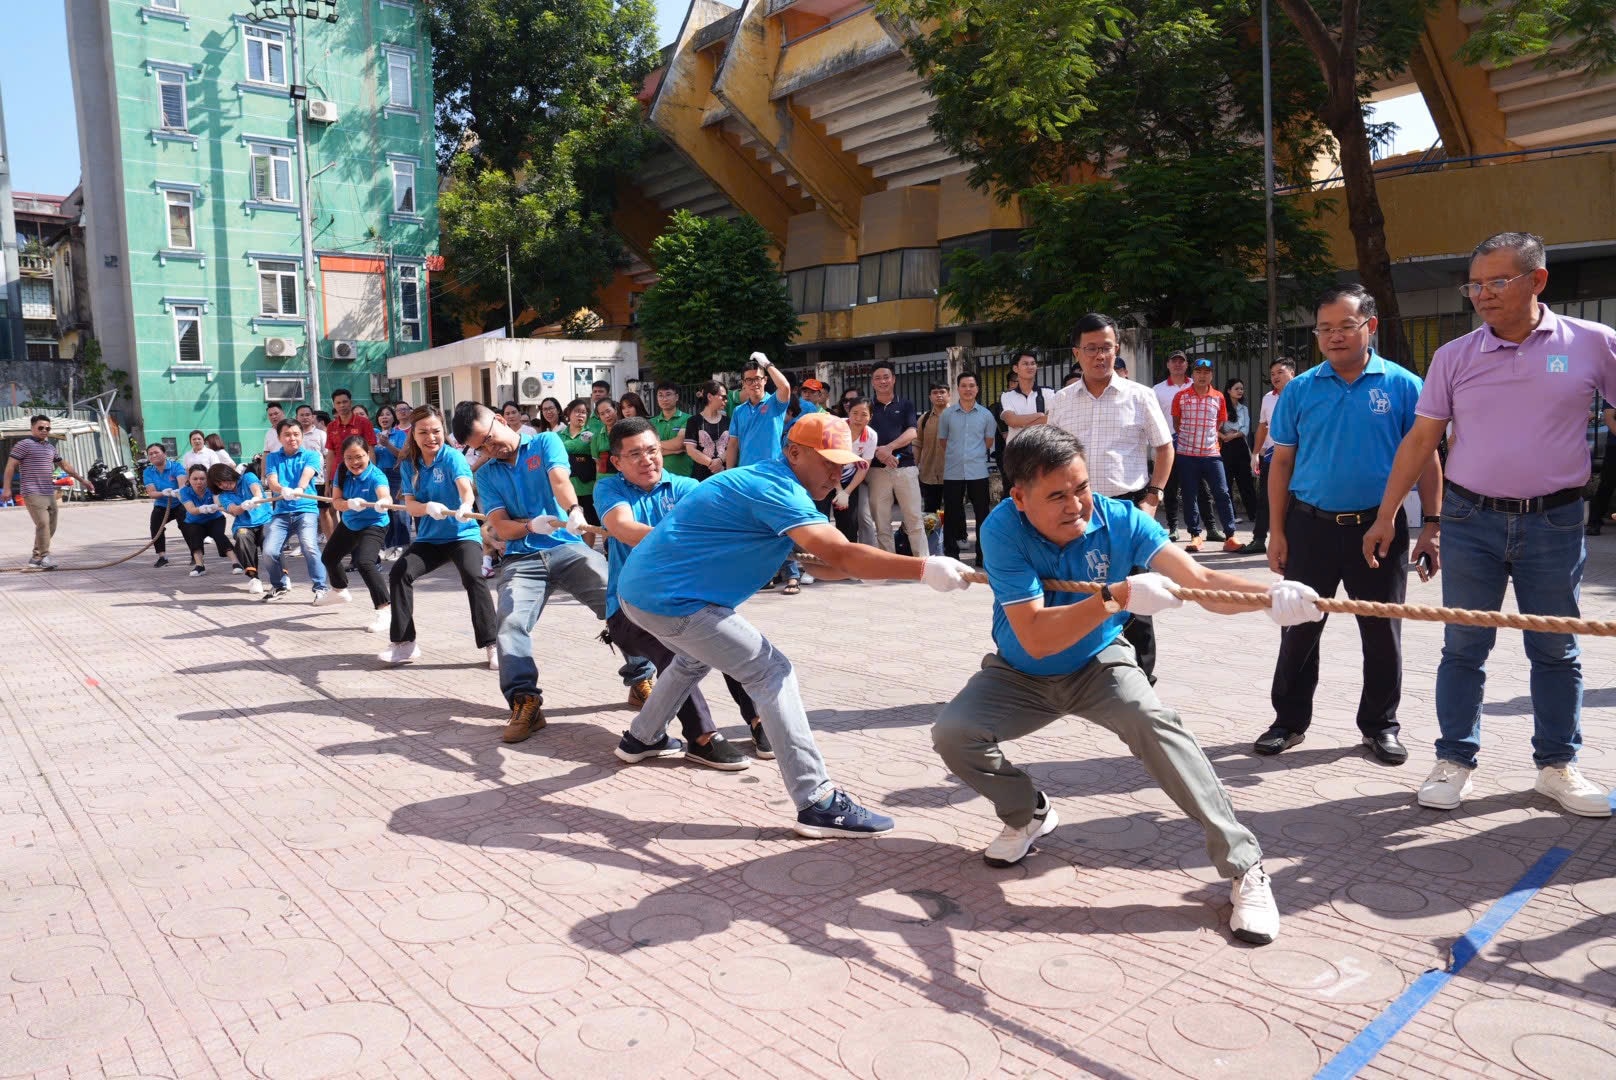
[615,731,686,764]
[794,790,894,838]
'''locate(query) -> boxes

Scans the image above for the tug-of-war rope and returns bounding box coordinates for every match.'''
[6,494,1614,638]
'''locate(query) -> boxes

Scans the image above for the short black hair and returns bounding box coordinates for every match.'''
[449,400,495,444]
[871,361,896,377]
[609,416,656,454]
[1013,348,1039,365]
[146,441,165,452]
[592,379,611,391]
[1001,424,1086,489]
[189,428,204,441]
[1316,282,1376,318]
[296,403,314,415]
[957,370,978,385]
[315,411,332,424]
[742,360,765,375]
[30,414,51,426]
[928,381,949,393]
[1070,312,1117,347]
[340,434,371,456]
[656,382,681,394]
[331,388,352,403]
[1271,356,1298,372]
[266,402,284,414]
[501,399,521,413]
[275,419,299,435]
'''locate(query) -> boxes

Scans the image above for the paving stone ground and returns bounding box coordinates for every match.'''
[0,499,1613,1080]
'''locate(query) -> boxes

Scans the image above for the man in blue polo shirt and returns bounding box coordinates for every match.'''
[931,424,1315,945]
[726,351,805,592]
[142,442,189,568]
[261,421,329,602]
[616,412,976,838]
[451,403,655,745]
[1258,284,1442,766]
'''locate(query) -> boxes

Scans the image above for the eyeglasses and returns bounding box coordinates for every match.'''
[615,447,661,464]
[1077,343,1118,358]
[742,377,765,386]
[1312,319,1372,339]
[1458,271,1532,299]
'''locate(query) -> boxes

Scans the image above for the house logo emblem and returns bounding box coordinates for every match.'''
[1368,388,1392,415]
[1086,549,1110,581]
[1546,355,1570,374]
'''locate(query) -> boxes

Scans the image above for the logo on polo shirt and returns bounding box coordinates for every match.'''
[1086,549,1110,581]
[1368,388,1391,415]
[526,454,543,472]
[1546,355,1569,373]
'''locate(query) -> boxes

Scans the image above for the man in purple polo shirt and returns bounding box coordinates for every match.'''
[1366,231,1616,818]
[2,415,87,569]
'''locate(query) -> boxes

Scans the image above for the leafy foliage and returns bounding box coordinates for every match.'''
[637,212,800,384]
[1459,0,1616,76]
[425,0,658,335]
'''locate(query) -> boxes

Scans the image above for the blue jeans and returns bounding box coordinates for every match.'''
[1434,488,1585,769]
[495,544,654,706]
[1175,455,1236,536]
[382,470,412,550]
[262,511,328,592]
[622,599,835,811]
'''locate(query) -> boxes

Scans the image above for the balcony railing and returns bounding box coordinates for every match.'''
[18,254,51,275]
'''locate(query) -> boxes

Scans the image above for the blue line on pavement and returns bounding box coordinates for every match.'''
[1312,844,1574,1080]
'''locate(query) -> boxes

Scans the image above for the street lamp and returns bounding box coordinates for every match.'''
[242,0,338,409]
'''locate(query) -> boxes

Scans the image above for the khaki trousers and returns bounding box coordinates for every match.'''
[23,494,58,559]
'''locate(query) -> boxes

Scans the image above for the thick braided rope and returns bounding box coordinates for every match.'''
[950,569,1616,638]
[0,500,184,574]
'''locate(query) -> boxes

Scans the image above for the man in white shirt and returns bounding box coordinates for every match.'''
[1241,356,1296,554]
[1000,349,1051,443]
[1049,312,1175,679]
[1153,351,1217,541]
[263,403,287,455]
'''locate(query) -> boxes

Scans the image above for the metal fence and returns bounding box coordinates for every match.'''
[0,405,131,489]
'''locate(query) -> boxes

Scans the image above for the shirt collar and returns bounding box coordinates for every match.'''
[1479,303,1557,352]
[1013,494,1112,553]
[1315,350,1388,381]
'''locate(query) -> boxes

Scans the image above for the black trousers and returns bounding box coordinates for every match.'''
[1115,486,1159,682]
[942,478,991,561]
[323,524,389,607]
[607,610,758,741]
[833,484,867,543]
[1252,451,1273,543]
[149,504,178,555]
[389,540,496,647]
[1271,506,1408,736]
[1163,461,1217,533]
[920,481,945,514]
[1591,459,1616,526]
[179,516,233,560]
[231,525,262,576]
[1220,437,1259,520]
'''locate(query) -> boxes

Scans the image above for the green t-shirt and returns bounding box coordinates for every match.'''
[591,426,616,477]
[560,430,595,496]
[653,410,693,476]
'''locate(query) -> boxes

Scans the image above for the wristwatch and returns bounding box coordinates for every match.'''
[1144,486,1164,498]
[1422,515,1440,525]
[1099,583,1121,614]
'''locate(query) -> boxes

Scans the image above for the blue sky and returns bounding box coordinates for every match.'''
[3,1,1433,197]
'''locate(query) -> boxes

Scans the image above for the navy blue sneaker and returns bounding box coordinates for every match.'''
[615,731,686,764]
[794,790,894,838]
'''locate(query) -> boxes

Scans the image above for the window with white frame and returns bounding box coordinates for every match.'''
[399,264,421,342]
[165,190,195,249]
[249,143,294,203]
[155,69,188,130]
[174,305,204,365]
[257,260,299,317]
[386,49,413,108]
[151,0,180,9]
[244,25,287,86]
[392,160,416,215]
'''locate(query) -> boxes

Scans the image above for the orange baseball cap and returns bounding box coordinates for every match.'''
[800,378,825,391]
[786,412,862,465]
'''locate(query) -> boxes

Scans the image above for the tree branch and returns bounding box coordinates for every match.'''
[1337,0,1361,86]
[1275,0,1340,89]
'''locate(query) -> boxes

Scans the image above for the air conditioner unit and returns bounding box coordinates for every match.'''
[332,340,358,361]
[517,372,546,406]
[306,99,338,123]
[264,336,298,358]
[262,377,306,402]
[369,374,393,396]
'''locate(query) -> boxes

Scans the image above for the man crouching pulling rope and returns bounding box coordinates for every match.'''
[932,424,1326,945]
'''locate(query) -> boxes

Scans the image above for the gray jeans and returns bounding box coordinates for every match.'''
[933,642,1261,878]
[621,599,835,810]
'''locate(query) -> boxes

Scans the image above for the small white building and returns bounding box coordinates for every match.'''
[386,336,640,414]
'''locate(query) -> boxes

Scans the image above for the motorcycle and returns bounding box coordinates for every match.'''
[87,460,138,500]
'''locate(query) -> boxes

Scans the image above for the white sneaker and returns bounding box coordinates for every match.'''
[37,555,57,570]
[1534,764,1612,818]
[1230,863,1280,945]
[1417,760,1475,810]
[231,565,244,575]
[248,578,264,596]
[486,645,500,671]
[983,793,1059,867]
[800,572,816,585]
[368,608,391,634]
[377,641,420,665]
[313,587,352,607]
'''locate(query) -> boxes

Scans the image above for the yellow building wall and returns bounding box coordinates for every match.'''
[783,211,858,272]
[860,187,941,255]
[851,299,938,338]
[937,173,1024,240]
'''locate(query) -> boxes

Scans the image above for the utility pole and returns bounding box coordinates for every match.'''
[1260,0,1279,367]
[505,245,515,337]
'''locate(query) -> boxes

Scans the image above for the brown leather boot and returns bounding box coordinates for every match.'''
[628,678,655,709]
[502,694,545,743]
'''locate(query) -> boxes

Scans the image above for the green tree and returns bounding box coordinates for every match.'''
[426,0,657,335]
[1460,0,1616,73]
[637,212,800,384]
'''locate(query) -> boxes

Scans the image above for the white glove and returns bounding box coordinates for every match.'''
[1267,580,1324,627]
[282,487,304,499]
[921,555,973,593]
[423,501,450,520]
[454,504,477,523]
[163,487,182,499]
[527,515,561,536]
[346,497,371,511]
[833,493,849,511]
[371,497,393,512]
[749,351,769,367]
[566,505,588,534]
[1124,572,1183,617]
[241,497,264,510]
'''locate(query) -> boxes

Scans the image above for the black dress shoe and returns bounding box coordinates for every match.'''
[1253,726,1304,756]
[1363,731,1409,765]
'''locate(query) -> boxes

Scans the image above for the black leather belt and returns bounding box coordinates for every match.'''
[1292,499,1380,527]
[1447,481,1583,515]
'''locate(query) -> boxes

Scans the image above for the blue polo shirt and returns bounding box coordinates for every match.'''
[982,495,1170,677]
[1268,352,1423,511]
[399,446,481,544]
[475,431,580,556]
[618,457,826,617]
[180,481,224,525]
[594,472,699,618]
[218,471,271,528]
[374,427,407,472]
[731,394,789,465]
[143,460,188,508]
[939,403,996,481]
[263,448,322,515]
[782,398,821,437]
[337,464,389,531]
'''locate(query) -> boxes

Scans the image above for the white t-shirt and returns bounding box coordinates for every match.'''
[1258,390,1279,452]
[182,447,236,472]
[1152,378,1191,433]
[841,427,879,487]
[1000,384,1051,442]
[263,427,283,454]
